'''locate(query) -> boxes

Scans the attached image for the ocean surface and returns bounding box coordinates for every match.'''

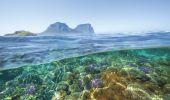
[0,32,170,100]
[0,32,170,70]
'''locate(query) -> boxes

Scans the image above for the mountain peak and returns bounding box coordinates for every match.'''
[43,22,72,34]
[41,22,95,35]
[51,22,68,27]
[75,24,94,33]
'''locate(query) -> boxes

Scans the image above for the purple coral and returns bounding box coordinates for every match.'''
[78,80,83,86]
[85,82,92,90]
[26,85,36,95]
[89,64,96,71]
[19,83,28,88]
[92,79,103,88]
[139,66,151,74]
[85,64,96,73]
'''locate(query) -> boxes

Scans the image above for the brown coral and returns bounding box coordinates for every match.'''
[89,68,162,100]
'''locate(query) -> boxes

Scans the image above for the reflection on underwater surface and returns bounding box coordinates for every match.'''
[0,32,170,70]
[0,47,170,99]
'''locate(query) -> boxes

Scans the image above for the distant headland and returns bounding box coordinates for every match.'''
[4,22,95,36]
[5,30,36,36]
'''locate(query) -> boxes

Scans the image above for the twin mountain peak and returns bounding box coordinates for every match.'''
[43,22,94,34]
[5,22,95,36]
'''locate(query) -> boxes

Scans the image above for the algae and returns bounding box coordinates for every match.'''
[0,47,170,100]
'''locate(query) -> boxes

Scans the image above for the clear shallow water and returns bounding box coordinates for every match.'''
[0,47,170,99]
[0,32,170,70]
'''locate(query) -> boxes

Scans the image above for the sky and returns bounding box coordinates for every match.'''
[0,0,170,35]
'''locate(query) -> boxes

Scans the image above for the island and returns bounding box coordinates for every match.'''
[4,22,95,36]
[5,30,36,36]
[41,22,94,35]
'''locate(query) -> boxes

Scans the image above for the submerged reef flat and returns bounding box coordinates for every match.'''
[0,47,170,100]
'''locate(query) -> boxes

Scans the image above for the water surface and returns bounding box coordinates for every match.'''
[0,32,170,70]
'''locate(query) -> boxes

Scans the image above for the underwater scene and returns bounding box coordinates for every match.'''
[1,0,170,100]
[0,46,170,100]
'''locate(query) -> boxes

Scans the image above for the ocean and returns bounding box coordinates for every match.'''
[0,32,170,99]
[0,32,170,70]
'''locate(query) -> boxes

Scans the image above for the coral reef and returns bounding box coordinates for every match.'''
[0,47,170,99]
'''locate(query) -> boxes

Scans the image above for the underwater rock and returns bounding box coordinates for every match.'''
[18,73,43,84]
[142,82,159,93]
[163,94,170,100]
[65,92,81,100]
[91,78,103,88]
[40,83,56,99]
[85,64,95,72]
[19,83,29,88]
[81,90,91,100]
[56,82,69,92]
[136,74,151,82]
[52,81,70,99]
[128,63,138,68]
[78,80,84,88]
[93,73,102,79]
[138,66,152,74]
[164,84,170,93]
[1,47,170,99]
[1,87,24,99]
[98,61,112,67]
[72,70,80,79]
[83,76,92,90]
[87,64,95,71]
[25,85,36,95]
[91,85,126,100]
[122,67,141,80]
[123,85,152,100]
[52,91,67,100]
[11,94,21,100]
[137,56,149,65]
[157,77,167,88]
[62,72,73,81]
[158,59,170,66]
[5,80,19,87]
[85,64,100,74]
[70,80,84,92]
[53,68,64,83]
[89,69,127,99]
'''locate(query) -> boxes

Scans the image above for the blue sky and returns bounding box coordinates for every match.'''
[0,0,170,35]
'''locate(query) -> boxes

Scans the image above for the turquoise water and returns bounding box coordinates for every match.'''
[0,47,170,100]
[1,32,170,70]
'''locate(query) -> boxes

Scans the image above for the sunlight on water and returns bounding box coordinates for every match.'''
[0,47,170,99]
